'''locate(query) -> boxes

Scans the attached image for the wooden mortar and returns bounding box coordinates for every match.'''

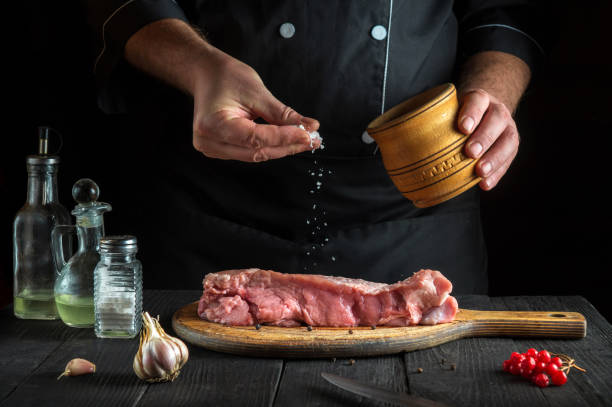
[367,83,481,208]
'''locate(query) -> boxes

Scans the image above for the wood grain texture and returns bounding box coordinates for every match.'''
[3,293,609,407]
[404,295,552,407]
[171,301,586,358]
[498,296,612,407]
[274,355,409,407]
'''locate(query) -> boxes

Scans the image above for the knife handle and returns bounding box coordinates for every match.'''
[457,309,586,338]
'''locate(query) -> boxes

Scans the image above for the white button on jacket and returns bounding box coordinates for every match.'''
[361,130,375,144]
[370,25,387,40]
[279,22,296,38]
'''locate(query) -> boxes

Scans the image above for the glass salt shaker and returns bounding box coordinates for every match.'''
[94,235,142,338]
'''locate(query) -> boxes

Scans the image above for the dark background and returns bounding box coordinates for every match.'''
[1,2,610,321]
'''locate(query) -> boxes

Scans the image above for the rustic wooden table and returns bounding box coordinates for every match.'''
[1,291,610,407]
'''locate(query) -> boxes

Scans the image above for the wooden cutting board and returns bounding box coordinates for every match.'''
[171,302,586,358]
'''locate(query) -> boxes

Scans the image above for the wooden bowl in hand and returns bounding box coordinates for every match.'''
[367,83,481,208]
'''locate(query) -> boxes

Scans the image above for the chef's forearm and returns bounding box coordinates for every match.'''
[457,51,531,113]
[124,18,213,96]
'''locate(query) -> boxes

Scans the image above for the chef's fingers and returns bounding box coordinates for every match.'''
[194,138,313,162]
[463,100,513,160]
[197,113,316,149]
[476,126,520,190]
[252,88,320,132]
[479,150,516,190]
[458,89,490,137]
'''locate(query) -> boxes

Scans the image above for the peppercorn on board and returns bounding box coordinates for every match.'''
[171,302,586,358]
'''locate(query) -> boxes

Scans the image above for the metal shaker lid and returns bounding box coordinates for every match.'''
[100,235,138,253]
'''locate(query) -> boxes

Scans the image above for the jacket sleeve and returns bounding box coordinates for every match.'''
[81,0,188,113]
[454,1,550,76]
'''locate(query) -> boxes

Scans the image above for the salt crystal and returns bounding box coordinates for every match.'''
[296,124,324,150]
[331,256,336,261]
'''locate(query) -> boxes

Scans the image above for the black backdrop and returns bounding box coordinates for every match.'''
[1,1,610,321]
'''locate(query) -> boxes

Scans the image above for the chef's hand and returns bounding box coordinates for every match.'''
[457,51,531,190]
[458,89,519,191]
[191,50,320,162]
[124,19,319,162]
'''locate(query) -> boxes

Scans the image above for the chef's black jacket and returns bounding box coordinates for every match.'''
[82,0,545,293]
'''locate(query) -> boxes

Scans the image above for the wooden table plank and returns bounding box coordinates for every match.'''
[0,307,81,401]
[2,292,610,407]
[404,295,554,407]
[133,291,283,407]
[274,354,408,407]
[500,296,612,407]
[0,290,198,407]
[135,347,282,407]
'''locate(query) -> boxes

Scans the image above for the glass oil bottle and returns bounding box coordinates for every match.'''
[52,178,111,327]
[13,127,70,319]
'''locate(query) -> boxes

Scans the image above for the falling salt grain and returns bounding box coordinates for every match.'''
[331,256,336,261]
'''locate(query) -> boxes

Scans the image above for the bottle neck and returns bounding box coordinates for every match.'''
[26,168,58,205]
[76,224,104,252]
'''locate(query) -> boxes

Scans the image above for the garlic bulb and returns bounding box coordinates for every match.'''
[133,312,189,382]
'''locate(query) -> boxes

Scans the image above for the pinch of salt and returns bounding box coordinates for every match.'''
[297,124,323,148]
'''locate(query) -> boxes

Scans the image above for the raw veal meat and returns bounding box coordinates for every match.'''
[197,268,458,327]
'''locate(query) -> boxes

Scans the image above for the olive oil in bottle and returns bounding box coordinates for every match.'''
[14,289,58,320]
[54,294,95,327]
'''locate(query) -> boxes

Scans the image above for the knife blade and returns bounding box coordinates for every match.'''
[321,372,449,407]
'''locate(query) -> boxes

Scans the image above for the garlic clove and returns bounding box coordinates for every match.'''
[57,358,96,380]
[146,339,177,375]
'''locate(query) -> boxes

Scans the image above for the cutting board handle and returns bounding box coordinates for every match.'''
[457,309,586,338]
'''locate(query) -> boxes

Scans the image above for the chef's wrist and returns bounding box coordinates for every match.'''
[124,18,213,96]
[457,51,531,114]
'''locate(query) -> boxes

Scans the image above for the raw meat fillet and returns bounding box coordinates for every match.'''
[198,268,458,327]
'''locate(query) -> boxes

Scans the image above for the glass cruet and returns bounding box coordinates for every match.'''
[13,126,71,320]
[52,178,111,328]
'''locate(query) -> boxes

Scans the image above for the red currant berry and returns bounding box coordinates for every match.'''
[509,363,523,376]
[551,356,563,368]
[533,373,550,388]
[510,352,521,362]
[527,348,538,358]
[537,350,551,364]
[521,357,536,373]
[551,370,567,386]
[502,360,512,372]
[534,361,547,373]
[512,353,525,365]
[545,363,560,376]
[521,367,534,379]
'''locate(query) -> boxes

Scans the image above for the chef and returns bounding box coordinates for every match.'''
[83,1,544,293]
